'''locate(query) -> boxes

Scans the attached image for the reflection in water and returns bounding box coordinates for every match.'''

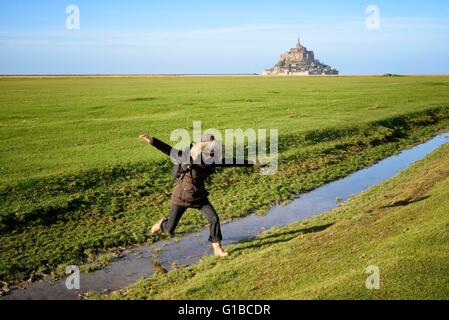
[152,262,168,274]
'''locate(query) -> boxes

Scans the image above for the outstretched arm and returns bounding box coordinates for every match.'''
[139,134,180,157]
[140,135,263,169]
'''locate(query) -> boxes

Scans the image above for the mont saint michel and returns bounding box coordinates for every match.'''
[263,38,339,76]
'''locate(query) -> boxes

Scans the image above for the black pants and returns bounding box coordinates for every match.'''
[161,201,223,243]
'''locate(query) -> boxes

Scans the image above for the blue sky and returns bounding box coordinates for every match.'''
[1,0,448,74]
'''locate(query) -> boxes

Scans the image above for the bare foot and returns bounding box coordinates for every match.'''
[139,134,153,143]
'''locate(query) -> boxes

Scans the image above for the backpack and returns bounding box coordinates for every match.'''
[172,162,192,179]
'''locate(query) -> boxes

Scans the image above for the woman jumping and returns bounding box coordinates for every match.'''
[139,133,256,257]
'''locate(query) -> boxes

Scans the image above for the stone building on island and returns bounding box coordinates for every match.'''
[263,37,338,76]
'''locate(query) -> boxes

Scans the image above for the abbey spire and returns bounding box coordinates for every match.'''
[296,36,302,49]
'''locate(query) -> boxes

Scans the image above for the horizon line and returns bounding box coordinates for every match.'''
[2,73,449,78]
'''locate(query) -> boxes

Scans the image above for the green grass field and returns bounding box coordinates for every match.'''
[107,141,449,300]
[2,76,449,184]
[1,76,449,292]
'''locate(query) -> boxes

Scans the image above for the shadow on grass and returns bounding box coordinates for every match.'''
[380,195,430,208]
[125,97,157,102]
[231,223,334,253]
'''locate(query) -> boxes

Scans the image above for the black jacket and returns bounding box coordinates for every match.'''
[148,136,254,208]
